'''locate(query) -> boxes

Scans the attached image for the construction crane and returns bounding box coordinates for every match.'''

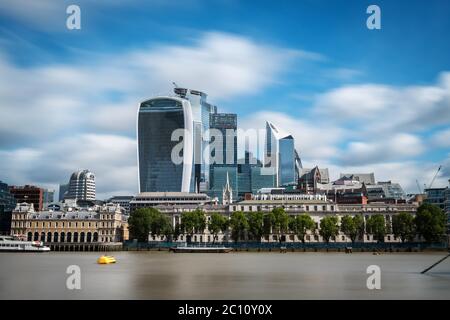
[415,179,423,194]
[427,165,442,190]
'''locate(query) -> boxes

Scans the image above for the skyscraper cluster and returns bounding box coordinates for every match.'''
[137,87,302,201]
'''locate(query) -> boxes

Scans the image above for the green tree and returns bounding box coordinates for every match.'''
[414,203,447,243]
[208,213,228,243]
[290,214,315,243]
[340,214,365,244]
[247,211,264,242]
[392,212,415,243]
[271,207,289,243]
[366,214,386,243]
[160,214,174,242]
[181,209,206,242]
[128,208,152,242]
[263,212,275,240]
[229,211,249,243]
[319,216,339,243]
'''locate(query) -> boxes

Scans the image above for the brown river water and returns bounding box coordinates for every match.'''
[0,251,449,299]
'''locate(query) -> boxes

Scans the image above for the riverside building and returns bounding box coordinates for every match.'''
[10,202,128,250]
[132,191,418,244]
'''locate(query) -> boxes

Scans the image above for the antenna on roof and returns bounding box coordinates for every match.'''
[172,82,179,88]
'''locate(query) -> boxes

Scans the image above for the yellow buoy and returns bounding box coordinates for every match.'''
[97,255,116,264]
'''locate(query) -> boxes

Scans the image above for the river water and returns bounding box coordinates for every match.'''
[0,251,449,299]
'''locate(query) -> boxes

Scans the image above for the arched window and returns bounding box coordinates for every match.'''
[47,232,52,242]
[34,232,39,241]
[53,232,59,243]
[27,232,32,241]
[67,232,72,243]
[60,232,65,243]
[80,232,85,243]
[87,232,92,242]
[40,232,45,242]
[93,232,98,242]
[73,232,79,243]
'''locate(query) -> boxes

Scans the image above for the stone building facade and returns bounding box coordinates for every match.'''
[10,202,128,244]
[143,193,418,244]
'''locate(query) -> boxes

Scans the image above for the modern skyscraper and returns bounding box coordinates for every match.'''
[59,183,69,201]
[65,170,96,201]
[265,121,302,187]
[43,189,55,206]
[0,181,16,213]
[9,185,44,211]
[209,112,237,165]
[138,87,214,193]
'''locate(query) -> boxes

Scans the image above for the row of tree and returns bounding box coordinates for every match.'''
[128,203,447,243]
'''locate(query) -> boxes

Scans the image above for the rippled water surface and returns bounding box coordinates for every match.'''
[0,251,449,299]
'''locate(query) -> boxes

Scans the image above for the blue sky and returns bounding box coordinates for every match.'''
[0,0,449,198]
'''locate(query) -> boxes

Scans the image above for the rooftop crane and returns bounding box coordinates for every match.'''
[427,165,442,190]
[415,179,423,194]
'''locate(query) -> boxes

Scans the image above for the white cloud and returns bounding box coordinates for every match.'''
[314,73,450,135]
[239,111,346,162]
[339,133,425,166]
[431,128,450,148]
[0,134,138,200]
[0,32,308,196]
[0,32,304,141]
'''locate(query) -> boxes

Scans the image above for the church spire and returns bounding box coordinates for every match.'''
[222,171,233,205]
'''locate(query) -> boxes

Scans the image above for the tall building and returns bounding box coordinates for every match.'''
[59,183,69,201]
[9,185,44,211]
[209,112,237,165]
[65,170,96,201]
[265,121,302,187]
[138,87,214,193]
[424,187,447,211]
[0,181,16,233]
[43,189,55,207]
[0,181,16,213]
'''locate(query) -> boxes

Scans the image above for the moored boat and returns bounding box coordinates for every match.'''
[169,245,232,253]
[0,236,50,252]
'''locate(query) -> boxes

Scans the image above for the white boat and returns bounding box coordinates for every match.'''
[0,236,51,252]
[169,244,232,253]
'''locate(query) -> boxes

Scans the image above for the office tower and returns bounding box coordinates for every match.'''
[0,181,16,233]
[0,181,16,213]
[9,185,44,211]
[59,183,69,201]
[65,169,96,201]
[138,87,214,193]
[43,189,55,206]
[209,112,237,165]
[265,121,302,187]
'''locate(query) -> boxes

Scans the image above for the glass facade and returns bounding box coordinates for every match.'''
[138,98,188,192]
[265,121,301,187]
[279,136,296,186]
[210,112,237,164]
[209,165,238,201]
[0,181,16,213]
[251,167,276,193]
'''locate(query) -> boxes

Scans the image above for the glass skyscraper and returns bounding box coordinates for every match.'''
[265,121,302,187]
[138,88,213,193]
